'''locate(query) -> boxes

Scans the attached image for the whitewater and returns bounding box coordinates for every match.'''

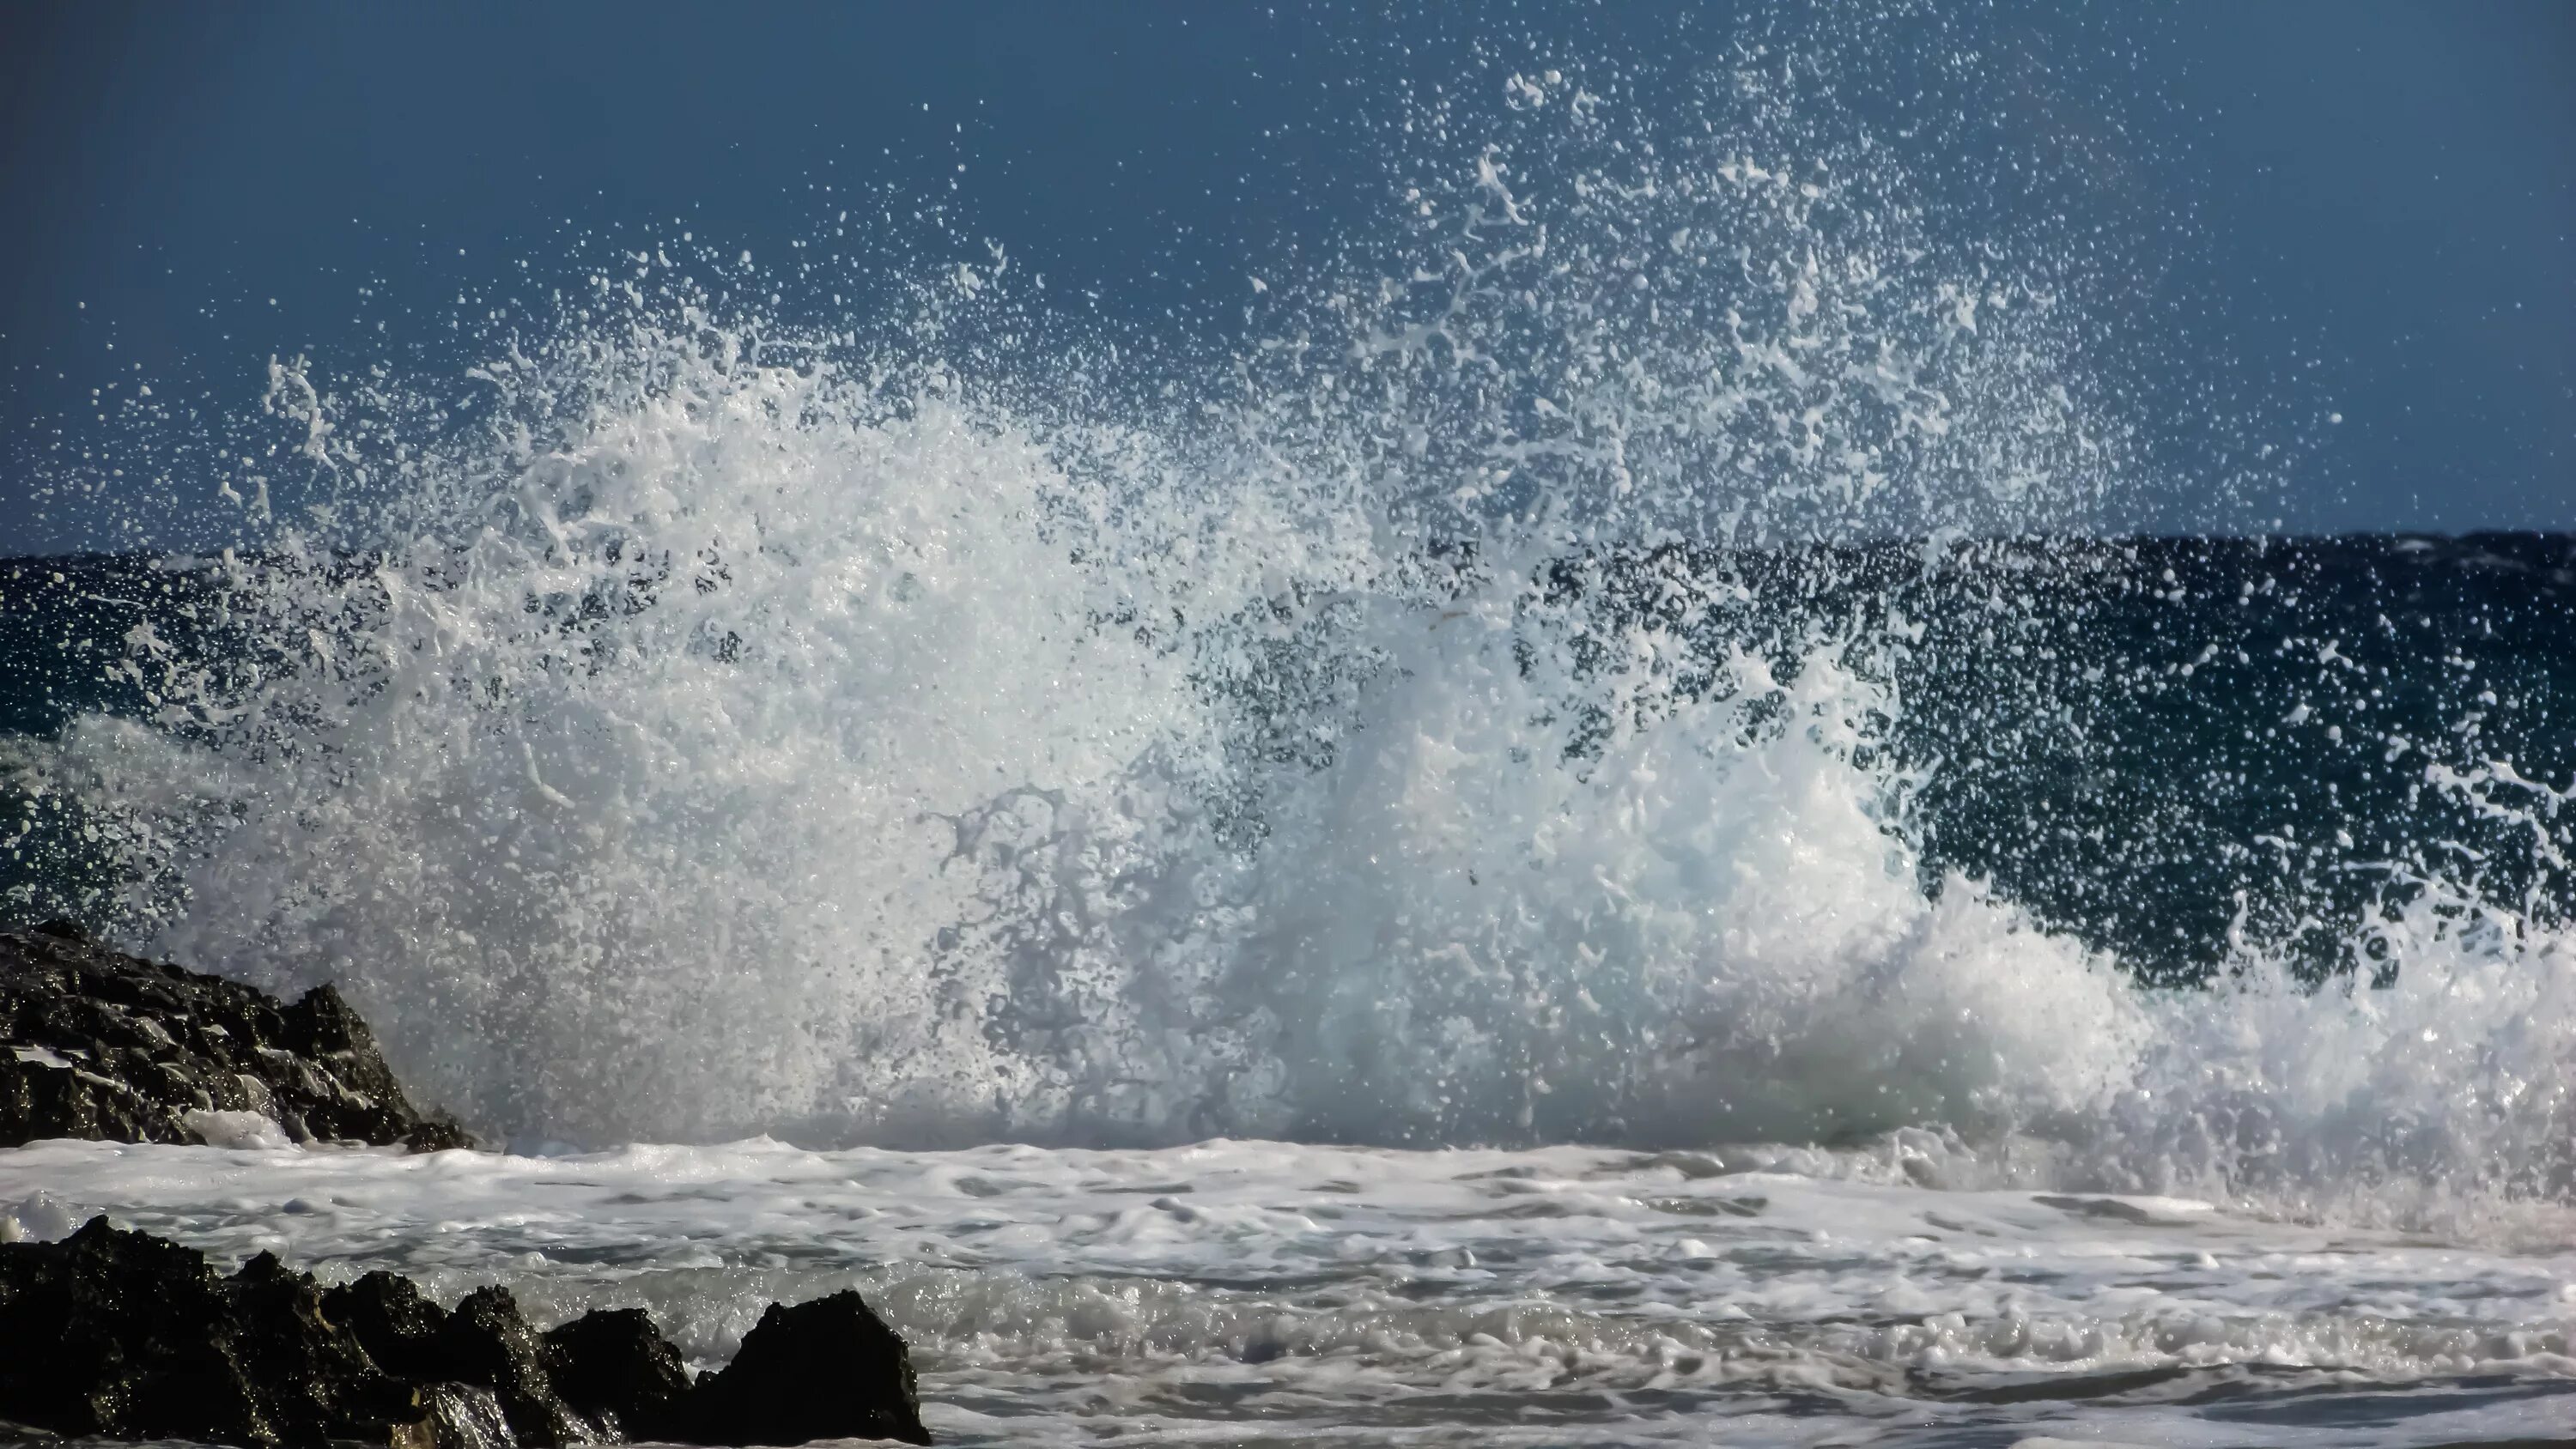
[3,18,2572,1446]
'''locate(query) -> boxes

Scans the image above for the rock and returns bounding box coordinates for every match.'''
[322,1270,455,1383]
[320,1275,592,1446]
[0,1216,416,1446]
[0,923,473,1151]
[0,1220,934,1447]
[0,1220,592,1448]
[685,1291,930,1446]
[544,1308,693,1443]
[394,1384,517,1449]
[442,1287,593,1448]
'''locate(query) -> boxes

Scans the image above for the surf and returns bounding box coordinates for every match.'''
[0,24,2567,1242]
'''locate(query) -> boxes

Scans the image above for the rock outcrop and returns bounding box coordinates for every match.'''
[540,1307,695,1443]
[690,1293,931,1446]
[0,1216,436,1447]
[0,1217,932,1447]
[0,921,472,1152]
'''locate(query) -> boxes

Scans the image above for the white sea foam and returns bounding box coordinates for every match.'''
[3,1137,2568,1446]
[6,9,2568,1234]
[7,14,2574,1447]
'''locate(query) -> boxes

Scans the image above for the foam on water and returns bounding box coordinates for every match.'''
[3,7,2570,1238]
[4,1137,2571,1446]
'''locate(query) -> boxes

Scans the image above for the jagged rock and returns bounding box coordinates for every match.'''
[544,1308,693,1443]
[686,1291,930,1446]
[319,1275,591,1446]
[444,1288,593,1448]
[0,1216,416,1446]
[394,1385,517,1449]
[0,1221,592,1448]
[0,921,472,1151]
[0,1220,934,1447]
[323,1270,456,1383]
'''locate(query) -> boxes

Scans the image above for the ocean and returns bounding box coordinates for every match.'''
[3,26,2572,1446]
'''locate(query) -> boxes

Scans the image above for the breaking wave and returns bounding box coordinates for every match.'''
[6,12,2569,1229]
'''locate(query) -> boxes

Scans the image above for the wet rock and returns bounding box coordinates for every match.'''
[0,922,473,1151]
[443,1287,593,1448]
[320,1275,592,1446]
[685,1291,931,1446]
[544,1308,693,1443]
[0,1219,934,1447]
[0,1216,416,1446]
[323,1270,456,1384]
[395,1384,518,1449]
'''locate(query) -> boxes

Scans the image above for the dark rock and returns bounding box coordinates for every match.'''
[319,1274,592,1447]
[442,1287,592,1448]
[324,1270,457,1384]
[397,1384,518,1449]
[0,1216,416,1446]
[544,1308,694,1443]
[685,1291,930,1446]
[0,1219,583,1448]
[0,925,474,1151]
[0,1220,934,1447]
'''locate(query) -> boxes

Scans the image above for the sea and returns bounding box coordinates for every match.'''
[2,24,2572,1447]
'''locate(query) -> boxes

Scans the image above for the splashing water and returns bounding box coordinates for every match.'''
[5,21,2571,1240]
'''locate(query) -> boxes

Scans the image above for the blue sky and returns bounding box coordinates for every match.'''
[2,1,2567,551]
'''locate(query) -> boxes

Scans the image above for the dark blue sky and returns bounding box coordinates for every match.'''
[2,1,2567,552]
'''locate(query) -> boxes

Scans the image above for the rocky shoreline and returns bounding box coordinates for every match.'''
[0,922,471,1152]
[0,924,933,1446]
[0,1217,930,1447]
